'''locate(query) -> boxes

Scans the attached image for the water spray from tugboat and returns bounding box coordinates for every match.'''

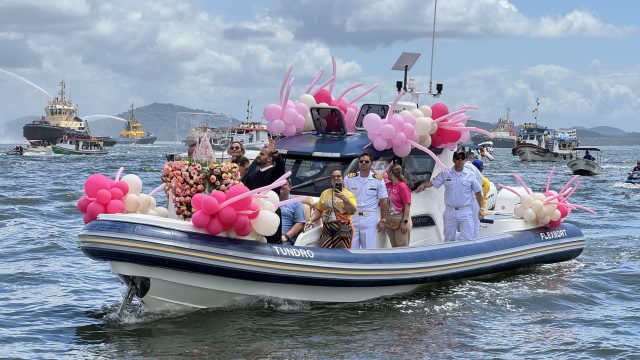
[0,68,53,97]
[83,114,128,122]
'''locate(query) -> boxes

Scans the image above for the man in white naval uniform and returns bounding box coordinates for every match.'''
[464,152,485,239]
[344,152,388,249]
[416,150,483,242]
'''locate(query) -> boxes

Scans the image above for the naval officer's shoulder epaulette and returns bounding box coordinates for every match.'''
[347,172,358,178]
[373,173,383,180]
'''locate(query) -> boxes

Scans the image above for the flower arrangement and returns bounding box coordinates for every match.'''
[161,160,242,218]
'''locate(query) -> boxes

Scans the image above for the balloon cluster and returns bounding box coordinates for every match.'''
[499,166,596,228]
[263,56,378,136]
[189,172,302,241]
[362,91,491,168]
[77,168,168,224]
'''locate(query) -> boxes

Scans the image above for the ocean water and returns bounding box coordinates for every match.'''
[1,143,639,359]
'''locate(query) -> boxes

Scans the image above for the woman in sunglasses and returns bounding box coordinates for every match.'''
[225,141,246,163]
[415,150,483,242]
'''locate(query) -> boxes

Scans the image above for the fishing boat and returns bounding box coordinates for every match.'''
[512,100,579,162]
[22,80,116,146]
[78,102,585,312]
[115,104,157,145]
[52,136,107,155]
[567,147,603,176]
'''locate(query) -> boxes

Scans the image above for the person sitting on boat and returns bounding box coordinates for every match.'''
[415,150,484,242]
[279,178,306,245]
[633,161,640,172]
[583,151,595,161]
[305,170,357,249]
[225,141,246,163]
[384,164,412,247]
[243,137,285,243]
[231,156,250,178]
[344,152,389,249]
[471,159,491,211]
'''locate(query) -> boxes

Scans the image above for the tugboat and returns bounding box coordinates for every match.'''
[22,80,116,146]
[115,104,157,145]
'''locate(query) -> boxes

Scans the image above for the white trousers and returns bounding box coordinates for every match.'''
[443,207,475,242]
[351,214,379,249]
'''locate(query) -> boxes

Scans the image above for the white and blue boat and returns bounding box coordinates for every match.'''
[78,103,586,312]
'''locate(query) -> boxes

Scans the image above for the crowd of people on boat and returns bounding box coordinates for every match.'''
[216,135,489,249]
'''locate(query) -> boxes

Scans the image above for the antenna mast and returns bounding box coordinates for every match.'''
[428,0,438,96]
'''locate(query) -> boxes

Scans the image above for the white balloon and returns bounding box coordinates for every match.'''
[523,208,536,222]
[419,105,432,118]
[519,194,533,208]
[121,174,143,195]
[429,120,438,134]
[543,204,557,216]
[538,215,550,225]
[303,112,314,132]
[531,200,544,213]
[550,209,562,221]
[154,206,169,218]
[138,194,152,213]
[415,117,429,136]
[250,211,280,236]
[410,109,423,118]
[298,94,317,108]
[123,194,140,212]
[514,204,525,218]
[265,190,279,207]
[256,198,276,212]
[532,192,546,202]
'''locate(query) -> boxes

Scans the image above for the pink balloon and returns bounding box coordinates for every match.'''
[206,217,224,235]
[77,197,92,213]
[362,113,382,134]
[106,199,125,214]
[246,202,260,220]
[263,104,282,122]
[236,222,253,237]
[401,123,415,137]
[226,184,252,210]
[294,102,309,116]
[192,210,212,228]
[234,214,250,233]
[84,174,111,198]
[283,126,296,137]
[217,206,237,225]
[388,114,404,129]
[391,131,407,146]
[96,189,112,206]
[109,187,124,201]
[547,218,562,228]
[393,143,412,157]
[211,190,227,204]
[345,108,357,131]
[86,201,105,219]
[557,204,569,218]
[293,114,305,130]
[112,181,129,196]
[191,193,207,211]
[313,89,333,105]
[380,124,396,140]
[431,102,449,120]
[401,112,416,126]
[83,212,96,224]
[283,108,298,124]
[373,136,389,151]
[271,119,286,134]
[201,196,220,215]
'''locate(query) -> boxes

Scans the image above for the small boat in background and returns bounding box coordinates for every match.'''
[567,147,603,176]
[115,104,157,145]
[626,171,640,184]
[52,136,107,155]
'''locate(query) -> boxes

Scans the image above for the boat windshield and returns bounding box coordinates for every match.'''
[287,149,438,196]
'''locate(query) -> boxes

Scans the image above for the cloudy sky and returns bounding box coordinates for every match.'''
[0,0,638,133]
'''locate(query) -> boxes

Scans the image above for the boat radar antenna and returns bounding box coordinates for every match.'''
[427,0,443,98]
[533,97,540,126]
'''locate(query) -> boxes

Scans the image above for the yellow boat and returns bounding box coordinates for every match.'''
[116,104,157,144]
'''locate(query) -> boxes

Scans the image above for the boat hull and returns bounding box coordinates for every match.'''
[115,135,157,145]
[79,215,585,310]
[567,159,602,176]
[512,143,573,162]
[52,145,107,155]
[474,135,515,148]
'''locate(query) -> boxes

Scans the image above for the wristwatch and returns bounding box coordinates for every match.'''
[283,234,290,241]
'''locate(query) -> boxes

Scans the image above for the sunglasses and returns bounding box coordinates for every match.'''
[453,156,466,160]
[231,146,241,150]
[359,160,371,164]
